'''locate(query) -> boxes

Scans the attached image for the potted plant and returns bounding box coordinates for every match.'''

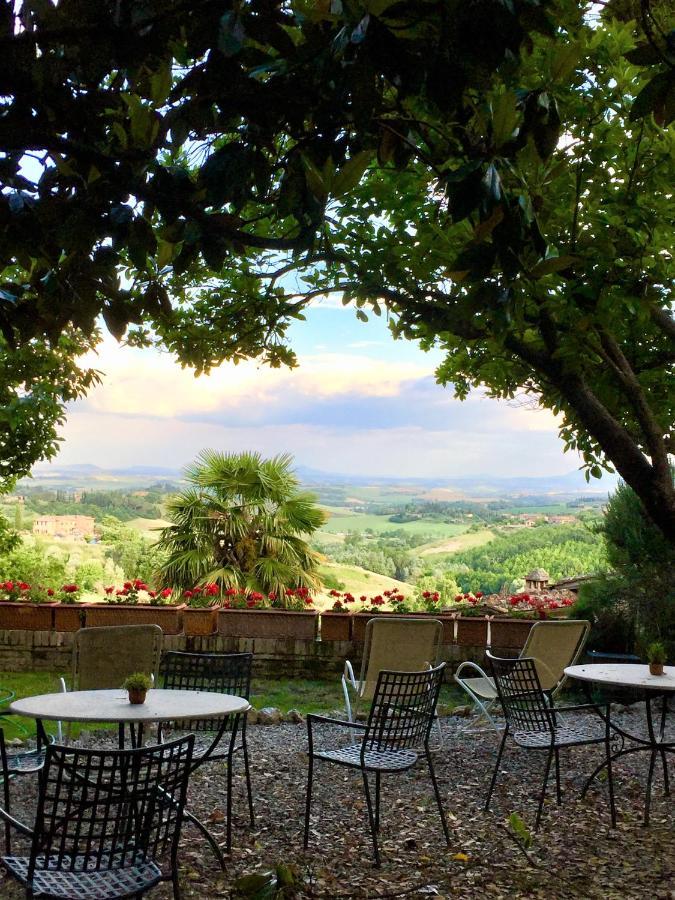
[182,584,219,636]
[85,582,186,633]
[320,596,352,642]
[122,672,152,705]
[218,589,319,640]
[0,580,59,631]
[647,641,667,677]
[53,583,87,632]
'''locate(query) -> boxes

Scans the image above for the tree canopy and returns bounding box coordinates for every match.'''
[0,1,673,539]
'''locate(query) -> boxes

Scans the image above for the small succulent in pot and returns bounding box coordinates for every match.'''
[646,642,667,676]
[122,672,153,704]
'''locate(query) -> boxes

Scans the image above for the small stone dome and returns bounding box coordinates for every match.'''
[526,568,550,582]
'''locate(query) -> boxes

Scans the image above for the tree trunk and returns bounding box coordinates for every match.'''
[557,375,675,543]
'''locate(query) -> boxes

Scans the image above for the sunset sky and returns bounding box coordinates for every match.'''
[53,299,596,479]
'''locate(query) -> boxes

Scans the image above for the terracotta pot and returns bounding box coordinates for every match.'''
[0,602,59,631]
[320,612,352,642]
[649,662,664,676]
[489,617,535,650]
[182,607,216,636]
[128,688,147,705]
[217,608,318,640]
[84,603,186,634]
[53,603,88,632]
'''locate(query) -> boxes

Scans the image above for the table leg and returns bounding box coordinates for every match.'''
[578,686,673,825]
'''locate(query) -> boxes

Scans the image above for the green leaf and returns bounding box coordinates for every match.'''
[624,43,662,66]
[492,91,518,148]
[530,255,577,278]
[332,150,372,196]
[301,156,326,201]
[550,41,582,81]
[630,72,674,125]
[509,812,532,849]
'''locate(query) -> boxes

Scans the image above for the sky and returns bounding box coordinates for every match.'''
[47,297,597,481]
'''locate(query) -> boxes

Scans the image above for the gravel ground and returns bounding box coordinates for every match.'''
[1,705,673,899]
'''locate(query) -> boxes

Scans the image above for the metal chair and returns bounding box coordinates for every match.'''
[59,624,163,745]
[0,710,51,856]
[305,663,450,866]
[159,651,253,859]
[0,734,194,900]
[342,616,444,745]
[485,651,616,829]
[454,620,591,736]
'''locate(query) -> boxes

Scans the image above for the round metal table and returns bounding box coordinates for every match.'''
[565,664,674,825]
[10,688,250,726]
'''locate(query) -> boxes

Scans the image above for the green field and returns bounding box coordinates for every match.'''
[317,562,412,599]
[319,513,469,538]
[418,529,495,556]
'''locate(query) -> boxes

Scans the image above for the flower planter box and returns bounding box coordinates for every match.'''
[351,612,389,643]
[85,603,186,634]
[0,602,58,631]
[320,612,352,642]
[217,608,318,640]
[489,617,535,650]
[53,604,88,632]
[454,616,489,646]
[182,607,217,636]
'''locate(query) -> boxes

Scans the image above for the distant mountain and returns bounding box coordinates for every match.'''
[24,461,616,498]
[294,465,616,496]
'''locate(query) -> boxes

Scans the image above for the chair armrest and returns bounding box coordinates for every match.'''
[307,714,367,731]
[0,804,34,839]
[307,714,366,755]
[59,676,67,693]
[454,661,490,682]
[343,660,358,690]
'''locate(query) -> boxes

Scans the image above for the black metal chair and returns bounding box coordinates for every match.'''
[485,651,616,829]
[304,663,449,867]
[0,734,194,900]
[159,651,254,858]
[0,695,52,856]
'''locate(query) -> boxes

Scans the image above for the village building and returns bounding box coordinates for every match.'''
[32,515,95,540]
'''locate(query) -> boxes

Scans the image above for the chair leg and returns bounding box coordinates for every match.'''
[644,750,657,827]
[242,732,255,827]
[361,770,381,867]
[554,749,562,805]
[374,771,381,833]
[535,747,554,830]
[226,751,234,852]
[2,773,11,855]
[425,748,450,845]
[303,754,314,850]
[171,869,182,900]
[485,727,508,811]
[605,735,616,828]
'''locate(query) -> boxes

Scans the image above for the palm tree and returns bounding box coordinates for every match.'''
[156,451,326,602]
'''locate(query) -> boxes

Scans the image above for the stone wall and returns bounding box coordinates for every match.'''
[0,629,506,679]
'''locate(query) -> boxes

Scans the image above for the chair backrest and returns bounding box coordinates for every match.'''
[364,663,446,753]
[520,620,590,693]
[359,617,443,702]
[28,735,193,884]
[487,652,552,734]
[72,625,163,691]
[160,651,252,732]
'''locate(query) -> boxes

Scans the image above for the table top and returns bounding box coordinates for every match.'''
[10,688,250,723]
[565,663,675,691]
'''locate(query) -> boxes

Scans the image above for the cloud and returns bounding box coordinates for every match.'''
[78,339,432,420]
